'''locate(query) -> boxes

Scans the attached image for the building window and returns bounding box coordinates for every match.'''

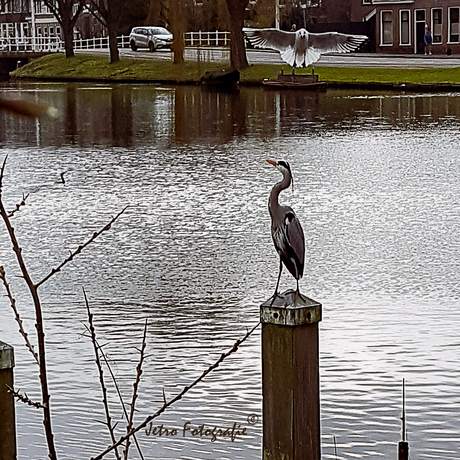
[449,7,460,43]
[400,10,410,45]
[432,8,442,43]
[381,11,393,46]
[1,1,11,13]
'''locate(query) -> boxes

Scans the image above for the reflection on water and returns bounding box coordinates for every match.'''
[1,82,460,460]
[4,82,460,147]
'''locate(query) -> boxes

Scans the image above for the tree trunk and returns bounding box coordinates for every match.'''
[170,0,185,65]
[225,0,249,70]
[61,20,74,58]
[108,23,119,63]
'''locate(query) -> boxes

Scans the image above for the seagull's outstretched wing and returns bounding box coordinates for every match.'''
[308,32,367,54]
[244,28,296,53]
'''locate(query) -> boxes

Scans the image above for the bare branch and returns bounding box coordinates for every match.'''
[0,155,7,198]
[0,96,58,119]
[7,193,30,218]
[0,156,57,460]
[6,385,46,409]
[124,319,148,460]
[0,266,39,365]
[35,206,128,289]
[82,322,145,460]
[92,322,261,460]
[83,288,121,460]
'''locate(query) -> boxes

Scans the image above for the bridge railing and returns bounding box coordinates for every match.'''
[0,36,61,52]
[0,31,230,54]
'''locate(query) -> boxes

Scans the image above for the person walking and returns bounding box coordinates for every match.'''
[424,25,432,55]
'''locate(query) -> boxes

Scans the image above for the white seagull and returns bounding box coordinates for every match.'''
[244,27,367,68]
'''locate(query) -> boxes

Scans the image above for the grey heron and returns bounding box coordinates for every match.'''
[244,27,367,68]
[267,159,305,301]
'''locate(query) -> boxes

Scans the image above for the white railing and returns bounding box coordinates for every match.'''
[0,36,61,52]
[73,36,108,50]
[185,30,230,47]
[0,31,230,54]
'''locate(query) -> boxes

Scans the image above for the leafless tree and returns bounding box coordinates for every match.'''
[225,0,249,70]
[86,0,127,63]
[40,0,85,58]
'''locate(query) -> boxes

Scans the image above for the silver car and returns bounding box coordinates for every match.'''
[129,27,173,52]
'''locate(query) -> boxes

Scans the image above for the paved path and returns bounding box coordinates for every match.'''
[103,47,460,68]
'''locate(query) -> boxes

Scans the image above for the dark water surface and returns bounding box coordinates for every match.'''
[1,82,460,459]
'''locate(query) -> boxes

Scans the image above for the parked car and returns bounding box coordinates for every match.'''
[129,27,173,52]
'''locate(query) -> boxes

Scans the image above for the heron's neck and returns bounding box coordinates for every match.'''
[269,172,291,213]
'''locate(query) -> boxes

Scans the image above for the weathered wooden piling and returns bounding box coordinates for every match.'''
[398,379,409,460]
[0,341,16,460]
[260,290,322,460]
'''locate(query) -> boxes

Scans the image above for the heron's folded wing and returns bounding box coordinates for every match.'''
[244,28,295,52]
[285,213,305,277]
[308,32,367,54]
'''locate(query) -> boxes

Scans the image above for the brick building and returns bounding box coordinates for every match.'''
[367,0,460,55]
[290,0,460,55]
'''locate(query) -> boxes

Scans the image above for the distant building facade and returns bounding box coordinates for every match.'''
[2,0,460,55]
[0,0,103,43]
[367,0,460,55]
[0,0,61,41]
[262,0,460,55]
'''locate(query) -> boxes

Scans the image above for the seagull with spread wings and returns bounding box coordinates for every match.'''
[244,27,367,68]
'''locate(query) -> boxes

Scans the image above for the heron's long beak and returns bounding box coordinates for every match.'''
[266,160,277,167]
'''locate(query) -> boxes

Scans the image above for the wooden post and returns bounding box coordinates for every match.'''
[261,290,322,460]
[398,379,409,460]
[0,341,16,460]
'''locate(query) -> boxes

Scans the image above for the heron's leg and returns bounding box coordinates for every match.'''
[295,278,305,302]
[269,259,283,306]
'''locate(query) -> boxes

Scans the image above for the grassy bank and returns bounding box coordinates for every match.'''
[10,52,460,86]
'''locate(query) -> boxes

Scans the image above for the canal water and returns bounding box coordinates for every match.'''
[1,82,459,460]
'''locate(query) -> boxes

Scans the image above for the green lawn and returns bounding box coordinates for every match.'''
[10,52,460,86]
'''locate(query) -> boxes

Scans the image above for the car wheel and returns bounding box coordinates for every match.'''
[130,41,137,51]
[149,41,156,52]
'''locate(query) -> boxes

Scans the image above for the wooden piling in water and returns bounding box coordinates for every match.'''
[398,378,409,460]
[0,341,16,460]
[260,290,322,460]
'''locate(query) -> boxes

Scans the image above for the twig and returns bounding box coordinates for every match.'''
[0,266,39,365]
[0,155,7,198]
[83,288,121,460]
[6,385,46,409]
[0,156,57,460]
[8,193,30,218]
[124,319,148,460]
[81,324,144,460]
[35,206,128,289]
[91,321,261,460]
[0,95,58,119]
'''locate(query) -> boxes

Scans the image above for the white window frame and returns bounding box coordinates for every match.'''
[0,1,10,13]
[380,10,393,47]
[399,9,411,46]
[448,6,460,44]
[432,7,443,44]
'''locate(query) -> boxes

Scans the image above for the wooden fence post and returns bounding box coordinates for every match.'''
[260,290,322,460]
[0,341,16,460]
